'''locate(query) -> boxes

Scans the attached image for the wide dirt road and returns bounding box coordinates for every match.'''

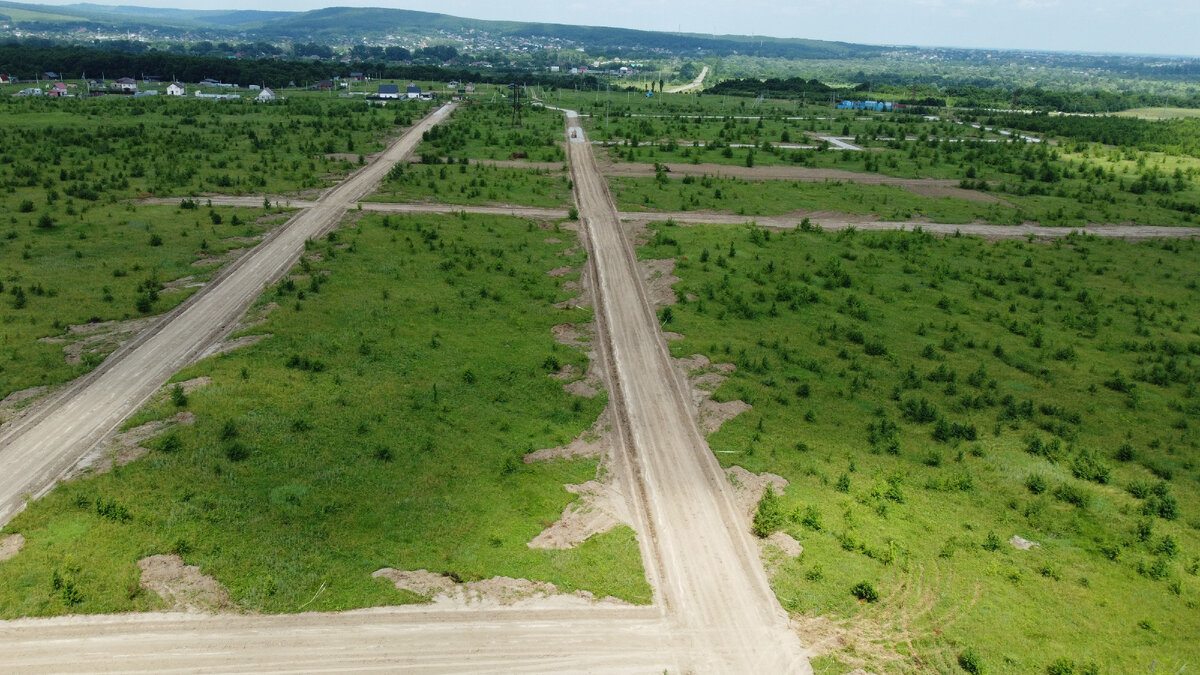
[566,110,810,672]
[0,104,454,526]
[0,606,677,673]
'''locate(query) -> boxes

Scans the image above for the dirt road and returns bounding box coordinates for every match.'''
[0,103,455,527]
[565,110,810,671]
[665,66,709,93]
[0,606,678,673]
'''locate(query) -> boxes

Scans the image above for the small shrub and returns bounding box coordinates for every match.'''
[1025,473,1047,494]
[170,384,188,407]
[850,581,880,603]
[1053,482,1091,508]
[983,531,1002,552]
[225,442,250,462]
[1046,657,1076,675]
[958,647,984,675]
[752,487,784,538]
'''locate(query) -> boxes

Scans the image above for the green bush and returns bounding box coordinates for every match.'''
[850,580,880,603]
[752,487,784,538]
[958,647,984,675]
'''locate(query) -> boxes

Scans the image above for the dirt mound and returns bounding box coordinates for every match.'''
[725,466,789,523]
[552,323,593,350]
[546,266,573,278]
[525,408,612,463]
[765,531,803,558]
[201,333,272,359]
[0,533,24,561]
[673,354,748,433]
[528,480,630,550]
[38,317,157,366]
[372,568,631,609]
[78,412,196,477]
[563,380,600,398]
[639,259,680,308]
[0,386,50,426]
[137,554,234,613]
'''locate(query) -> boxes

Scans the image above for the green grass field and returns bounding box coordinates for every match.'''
[0,94,429,399]
[0,203,287,400]
[414,100,566,162]
[369,161,571,208]
[0,212,649,616]
[639,221,1199,672]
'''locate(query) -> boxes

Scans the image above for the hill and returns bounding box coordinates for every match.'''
[0,1,883,59]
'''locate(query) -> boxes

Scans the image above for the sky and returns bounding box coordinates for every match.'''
[40,0,1200,56]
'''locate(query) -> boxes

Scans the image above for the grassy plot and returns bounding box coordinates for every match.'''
[0,212,650,617]
[415,100,566,162]
[639,221,1199,672]
[610,174,1008,224]
[611,167,1200,228]
[0,94,424,199]
[369,161,571,208]
[0,203,285,399]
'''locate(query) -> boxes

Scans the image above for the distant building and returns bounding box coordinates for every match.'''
[0,74,10,84]
[141,75,162,83]
[43,71,58,80]
[166,82,185,96]
[133,90,158,98]
[14,88,43,97]
[113,77,138,93]
[349,72,365,81]
[312,80,334,91]
[256,87,276,102]
[405,83,421,99]
[377,84,400,99]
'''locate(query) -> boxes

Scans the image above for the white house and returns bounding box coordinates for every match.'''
[166,82,185,96]
[256,87,276,102]
[113,77,138,93]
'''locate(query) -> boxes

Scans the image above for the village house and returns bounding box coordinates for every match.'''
[256,87,276,102]
[405,83,421,99]
[376,84,400,99]
[166,82,185,96]
[112,77,138,93]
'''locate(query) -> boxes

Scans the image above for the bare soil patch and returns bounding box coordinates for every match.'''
[547,266,572,278]
[765,531,803,559]
[372,569,630,609]
[0,533,24,561]
[191,247,249,268]
[0,386,50,426]
[639,258,680,308]
[525,407,612,463]
[528,480,630,550]
[161,275,204,294]
[553,261,592,310]
[673,354,747,433]
[38,317,157,366]
[551,323,593,350]
[523,408,631,549]
[137,554,235,613]
[74,412,196,478]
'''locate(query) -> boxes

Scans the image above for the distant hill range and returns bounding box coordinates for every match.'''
[0,1,884,59]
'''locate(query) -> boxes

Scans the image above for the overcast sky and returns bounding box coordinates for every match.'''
[41,0,1200,56]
